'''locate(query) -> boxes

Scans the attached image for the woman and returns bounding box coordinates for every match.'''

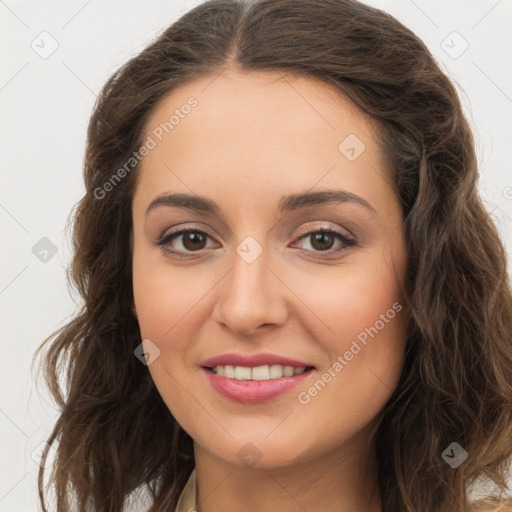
[34,0,512,510]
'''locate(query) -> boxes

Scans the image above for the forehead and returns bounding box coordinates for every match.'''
[133,69,394,217]
[142,68,378,155]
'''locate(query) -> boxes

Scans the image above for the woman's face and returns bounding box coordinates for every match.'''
[131,69,408,469]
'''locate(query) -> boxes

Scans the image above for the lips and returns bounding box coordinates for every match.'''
[200,352,316,404]
[201,352,314,368]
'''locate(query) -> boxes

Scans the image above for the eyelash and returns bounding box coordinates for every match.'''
[156,225,357,259]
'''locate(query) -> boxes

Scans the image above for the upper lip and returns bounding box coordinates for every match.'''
[201,353,314,368]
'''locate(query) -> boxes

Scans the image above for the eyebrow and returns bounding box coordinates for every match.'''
[145,189,376,217]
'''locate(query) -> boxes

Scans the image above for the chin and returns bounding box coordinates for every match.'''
[192,427,316,470]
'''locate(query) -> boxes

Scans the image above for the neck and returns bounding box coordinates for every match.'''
[193,425,381,512]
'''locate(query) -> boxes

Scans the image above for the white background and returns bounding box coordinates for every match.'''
[1,0,511,510]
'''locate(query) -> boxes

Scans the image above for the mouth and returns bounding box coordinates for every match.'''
[201,363,316,404]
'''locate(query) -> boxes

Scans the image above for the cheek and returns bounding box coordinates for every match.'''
[292,253,405,347]
[291,254,407,407]
[132,249,214,345]
[131,252,207,422]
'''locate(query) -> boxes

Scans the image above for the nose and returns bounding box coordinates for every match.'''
[212,247,289,336]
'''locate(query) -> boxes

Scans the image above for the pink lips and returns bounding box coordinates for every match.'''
[201,352,312,368]
[200,352,315,404]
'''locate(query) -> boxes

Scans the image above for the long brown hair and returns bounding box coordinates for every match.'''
[33,0,512,510]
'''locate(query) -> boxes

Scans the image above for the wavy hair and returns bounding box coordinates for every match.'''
[33,0,512,510]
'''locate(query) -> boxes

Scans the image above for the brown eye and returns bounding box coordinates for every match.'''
[309,231,336,251]
[157,229,215,257]
[180,231,207,251]
[295,229,356,256]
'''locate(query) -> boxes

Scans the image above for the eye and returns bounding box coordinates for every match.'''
[156,228,217,258]
[293,228,356,255]
[156,226,356,259]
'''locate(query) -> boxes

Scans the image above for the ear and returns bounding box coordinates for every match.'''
[132,303,138,318]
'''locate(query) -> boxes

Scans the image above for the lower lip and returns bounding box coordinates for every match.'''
[202,367,315,404]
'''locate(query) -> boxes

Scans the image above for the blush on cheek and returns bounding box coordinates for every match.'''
[316,286,405,373]
[310,280,401,334]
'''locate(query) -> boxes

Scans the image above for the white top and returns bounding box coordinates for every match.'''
[175,469,196,512]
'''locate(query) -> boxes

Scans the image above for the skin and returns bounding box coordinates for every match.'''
[131,68,409,512]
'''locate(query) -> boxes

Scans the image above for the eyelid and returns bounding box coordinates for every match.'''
[295,221,354,239]
[157,223,214,242]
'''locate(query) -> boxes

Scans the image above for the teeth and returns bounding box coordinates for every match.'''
[252,365,270,380]
[269,364,284,379]
[283,366,294,377]
[211,364,308,380]
[234,366,251,380]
